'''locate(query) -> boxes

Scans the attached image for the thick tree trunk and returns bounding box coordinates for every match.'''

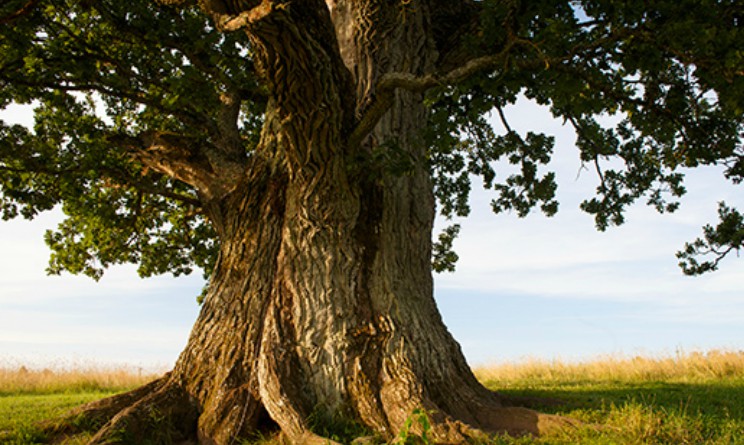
[46,2,571,443]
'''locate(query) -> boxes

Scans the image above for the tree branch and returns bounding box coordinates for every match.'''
[101,172,203,208]
[566,115,609,195]
[199,0,277,32]
[107,131,244,200]
[0,67,209,133]
[0,158,202,208]
[495,105,514,133]
[0,0,40,25]
[348,42,520,148]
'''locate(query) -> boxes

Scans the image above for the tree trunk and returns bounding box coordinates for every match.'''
[47,2,570,443]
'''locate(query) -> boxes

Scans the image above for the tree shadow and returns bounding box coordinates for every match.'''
[493,380,744,421]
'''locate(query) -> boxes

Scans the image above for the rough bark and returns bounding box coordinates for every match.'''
[45,1,573,443]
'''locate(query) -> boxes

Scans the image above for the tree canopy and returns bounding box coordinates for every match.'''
[2,1,744,443]
[1,0,742,280]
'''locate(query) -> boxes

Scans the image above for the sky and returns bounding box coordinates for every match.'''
[1,98,743,371]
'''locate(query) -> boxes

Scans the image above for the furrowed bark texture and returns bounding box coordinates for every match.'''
[60,1,570,444]
[330,0,492,433]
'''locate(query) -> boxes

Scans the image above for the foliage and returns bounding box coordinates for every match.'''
[396,409,433,445]
[0,0,742,282]
[428,0,743,270]
[431,224,460,272]
[677,202,744,275]
[0,0,261,280]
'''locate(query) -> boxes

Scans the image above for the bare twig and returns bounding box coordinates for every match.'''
[495,105,514,133]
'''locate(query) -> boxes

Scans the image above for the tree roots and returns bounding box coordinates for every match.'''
[41,373,577,445]
[43,374,199,444]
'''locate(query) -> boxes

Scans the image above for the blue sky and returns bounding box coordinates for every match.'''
[1,99,743,370]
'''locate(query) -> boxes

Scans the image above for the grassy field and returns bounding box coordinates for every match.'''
[1,350,743,444]
[475,349,744,444]
[0,363,160,445]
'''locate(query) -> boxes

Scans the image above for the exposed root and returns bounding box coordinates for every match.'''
[86,379,198,444]
[377,393,579,444]
[40,374,200,445]
[195,384,274,444]
[39,378,579,445]
[41,375,170,440]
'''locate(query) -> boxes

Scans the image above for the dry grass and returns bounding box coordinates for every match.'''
[473,349,744,385]
[0,360,163,395]
[2,351,743,444]
[473,349,744,444]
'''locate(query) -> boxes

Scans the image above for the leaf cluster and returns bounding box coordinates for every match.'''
[0,0,265,280]
[426,0,743,272]
[677,203,744,275]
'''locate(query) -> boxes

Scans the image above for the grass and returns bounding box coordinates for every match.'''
[0,392,111,444]
[473,349,744,383]
[0,363,159,396]
[0,361,162,445]
[1,351,743,444]
[475,349,744,444]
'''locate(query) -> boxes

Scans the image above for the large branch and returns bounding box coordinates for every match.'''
[348,41,526,148]
[0,65,212,138]
[197,0,275,32]
[348,15,669,149]
[108,131,244,200]
[0,0,40,24]
[0,162,201,208]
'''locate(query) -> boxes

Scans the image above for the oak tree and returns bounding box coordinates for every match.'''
[1,0,742,443]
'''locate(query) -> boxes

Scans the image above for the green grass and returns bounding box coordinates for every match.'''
[481,378,744,444]
[0,363,161,444]
[2,351,743,444]
[475,350,744,444]
[0,391,118,444]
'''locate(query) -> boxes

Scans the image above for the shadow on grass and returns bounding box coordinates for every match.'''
[491,379,744,421]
